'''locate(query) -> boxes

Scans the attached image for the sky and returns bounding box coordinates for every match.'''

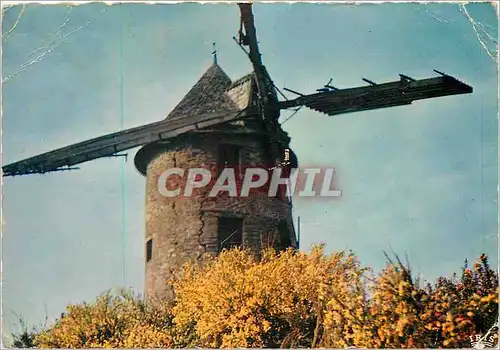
[1,1,498,340]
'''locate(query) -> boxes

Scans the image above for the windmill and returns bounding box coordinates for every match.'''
[3,4,473,299]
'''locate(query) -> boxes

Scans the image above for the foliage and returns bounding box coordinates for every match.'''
[29,247,498,348]
[34,289,175,348]
[10,314,46,348]
[172,246,364,348]
[12,331,36,349]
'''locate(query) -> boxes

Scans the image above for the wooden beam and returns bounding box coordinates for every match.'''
[277,75,473,115]
[3,110,247,176]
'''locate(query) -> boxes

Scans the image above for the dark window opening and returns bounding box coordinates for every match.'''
[146,239,153,262]
[218,217,243,251]
[278,221,292,250]
[218,144,241,177]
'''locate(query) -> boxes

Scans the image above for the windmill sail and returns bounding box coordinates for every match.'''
[2,110,247,177]
[278,74,473,116]
[238,3,284,167]
[238,3,275,109]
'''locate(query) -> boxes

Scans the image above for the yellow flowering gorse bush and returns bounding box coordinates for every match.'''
[25,246,497,348]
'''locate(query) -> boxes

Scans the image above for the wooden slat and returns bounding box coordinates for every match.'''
[278,75,473,115]
[3,110,247,176]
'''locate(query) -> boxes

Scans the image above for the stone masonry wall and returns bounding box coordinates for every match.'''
[143,132,296,300]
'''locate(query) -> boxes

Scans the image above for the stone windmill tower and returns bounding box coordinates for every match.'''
[134,62,299,299]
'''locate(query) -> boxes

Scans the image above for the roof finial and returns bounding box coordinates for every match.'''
[212,42,218,65]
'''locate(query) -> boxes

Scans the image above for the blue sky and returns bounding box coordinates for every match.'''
[2,1,498,339]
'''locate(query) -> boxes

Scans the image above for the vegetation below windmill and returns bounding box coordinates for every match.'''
[13,246,499,348]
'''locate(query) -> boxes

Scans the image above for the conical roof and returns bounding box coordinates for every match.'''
[166,63,240,120]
